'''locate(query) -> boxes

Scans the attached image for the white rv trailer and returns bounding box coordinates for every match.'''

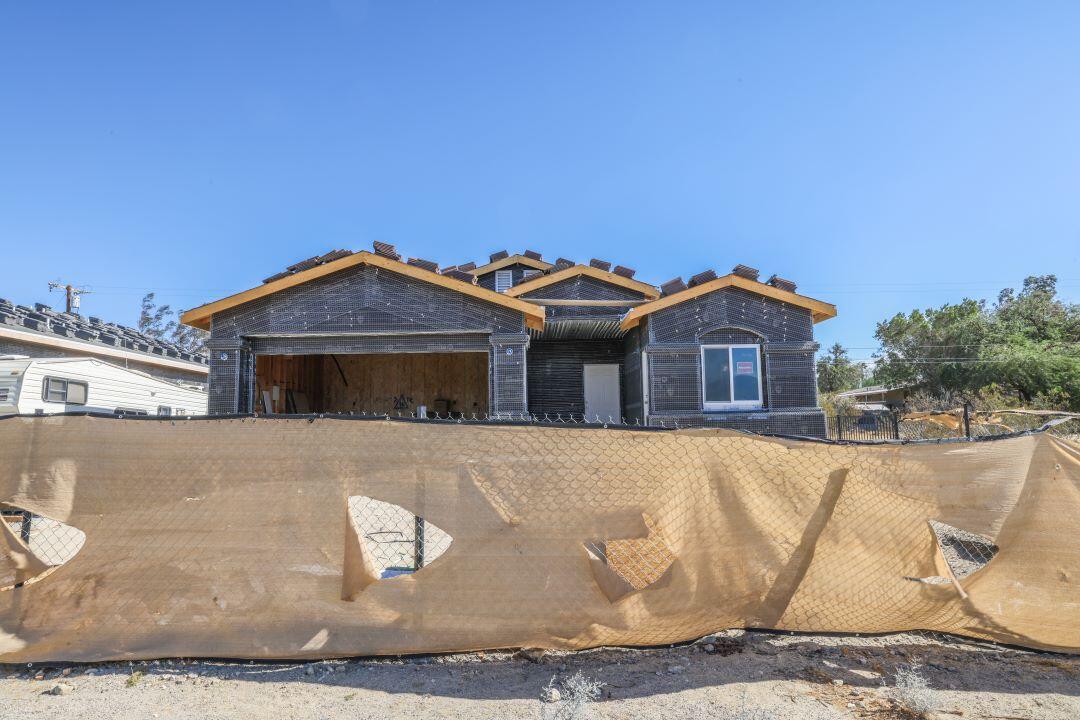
[0,355,207,417]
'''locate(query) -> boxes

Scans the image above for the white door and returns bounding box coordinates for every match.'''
[583,364,621,423]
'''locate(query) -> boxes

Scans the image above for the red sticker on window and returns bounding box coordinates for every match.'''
[735,361,754,375]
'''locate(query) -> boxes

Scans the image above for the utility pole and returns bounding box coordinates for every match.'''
[48,281,91,315]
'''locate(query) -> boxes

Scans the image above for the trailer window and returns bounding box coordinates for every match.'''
[42,377,88,406]
[157,406,172,416]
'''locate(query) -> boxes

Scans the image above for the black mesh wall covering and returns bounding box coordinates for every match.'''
[648,286,814,344]
[246,333,492,355]
[198,256,827,436]
[476,264,541,291]
[206,344,242,415]
[641,286,824,437]
[519,276,646,319]
[206,265,528,415]
[647,349,701,415]
[526,339,624,420]
[762,343,819,409]
[212,265,523,342]
[648,410,828,438]
[489,334,529,416]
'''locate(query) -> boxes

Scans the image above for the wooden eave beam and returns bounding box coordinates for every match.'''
[619,274,837,331]
[180,251,546,332]
[505,264,660,300]
[469,254,554,276]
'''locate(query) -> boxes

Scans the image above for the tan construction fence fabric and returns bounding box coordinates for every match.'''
[1,415,1077,662]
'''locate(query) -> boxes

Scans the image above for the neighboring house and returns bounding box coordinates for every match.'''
[835,385,910,412]
[180,243,836,436]
[0,357,207,417]
[0,297,209,387]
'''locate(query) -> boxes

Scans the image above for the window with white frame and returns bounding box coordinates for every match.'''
[701,345,763,409]
[494,270,514,293]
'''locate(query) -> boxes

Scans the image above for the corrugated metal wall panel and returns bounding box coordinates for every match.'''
[621,327,643,424]
[526,339,624,420]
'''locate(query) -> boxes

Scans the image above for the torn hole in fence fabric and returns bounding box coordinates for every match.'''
[930,520,998,580]
[0,417,1076,661]
[905,520,999,598]
[343,496,453,599]
[1,506,84,591]
[585,513,676,602]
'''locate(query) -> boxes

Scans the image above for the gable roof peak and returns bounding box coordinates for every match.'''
[181,250,544,331]
[504,262,660,299]
[621,272,836,330]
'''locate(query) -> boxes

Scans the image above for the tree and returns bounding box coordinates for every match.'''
[138,293,176,339]
[871,276,1079,410]
[170,317,209,355]
[138,293,208,355]
[816,343,865,394]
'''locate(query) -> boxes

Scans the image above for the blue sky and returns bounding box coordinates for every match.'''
[1,1,1077,360]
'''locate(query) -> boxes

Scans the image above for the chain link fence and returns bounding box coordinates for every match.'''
[2,410,1076,659]
[824,408,1079,443]
[5,407,1074,594]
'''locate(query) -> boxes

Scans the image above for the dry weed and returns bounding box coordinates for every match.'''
[540,672,604,720]
[892,662,937,717]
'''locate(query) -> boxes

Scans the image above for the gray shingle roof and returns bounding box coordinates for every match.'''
[0,298,208,365]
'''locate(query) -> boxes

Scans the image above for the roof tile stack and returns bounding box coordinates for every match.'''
[767,275,798,293]
[406,257,440,273]
[660,277,688,297]
[372,241,401,261]
[262,249,354,284]
[732,264,760,281]
[688,269,718,287]
[440,266,476,283]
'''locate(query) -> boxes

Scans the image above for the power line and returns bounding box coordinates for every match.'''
[842,345,1080,354]
[851,360,1071,367]
[47,281,91,315]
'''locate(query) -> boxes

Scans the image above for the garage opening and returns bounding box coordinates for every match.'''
[254,353,489,417]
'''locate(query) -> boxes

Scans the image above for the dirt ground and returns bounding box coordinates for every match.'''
[2,630,1078,720]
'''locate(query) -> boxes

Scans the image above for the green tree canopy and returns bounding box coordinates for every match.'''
[871,276,1079,410]
[816,342,865,394]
